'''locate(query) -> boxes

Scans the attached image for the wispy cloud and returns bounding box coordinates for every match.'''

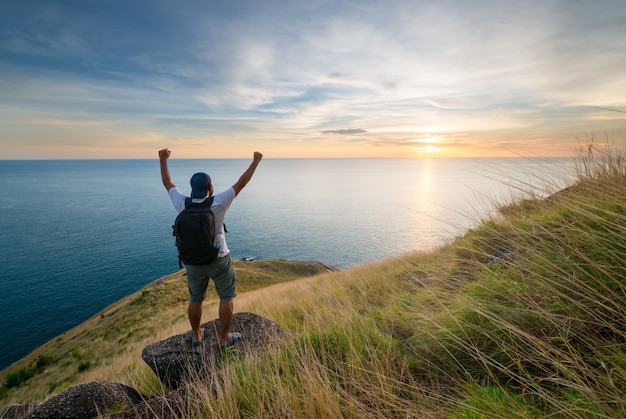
[322,129,367,135]
[1,0,625,158]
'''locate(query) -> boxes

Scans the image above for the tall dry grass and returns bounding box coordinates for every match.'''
[3,142,624,418]
[171,142,625,418]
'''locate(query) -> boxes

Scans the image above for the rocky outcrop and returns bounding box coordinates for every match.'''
[102,387,188,419]
[3,312,286,419]
[22,382,143,419]
[142,312,287,389]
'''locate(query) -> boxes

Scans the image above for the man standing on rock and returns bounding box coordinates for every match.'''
[159,148,263,349]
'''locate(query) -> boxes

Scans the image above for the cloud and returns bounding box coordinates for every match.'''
[1,0,625,158]
[322,129,367,135]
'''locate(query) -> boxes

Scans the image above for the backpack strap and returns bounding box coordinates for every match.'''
[182,195,224,232]
[184,196,214,208]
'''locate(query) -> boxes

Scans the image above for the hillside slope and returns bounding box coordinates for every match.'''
[0,259,333,407]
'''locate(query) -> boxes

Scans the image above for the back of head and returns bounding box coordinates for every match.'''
[190,172,211,199]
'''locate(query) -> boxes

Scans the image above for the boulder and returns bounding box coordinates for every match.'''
[102,388,188,419]
[24,381,143,419]
[142,312,286,389]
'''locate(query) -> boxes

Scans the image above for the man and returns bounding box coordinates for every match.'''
[159,148,263,349]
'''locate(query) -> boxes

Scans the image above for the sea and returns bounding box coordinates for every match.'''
[0,157,576,370]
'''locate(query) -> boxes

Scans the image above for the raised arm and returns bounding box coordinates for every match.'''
[159,148,177,191]
[232,151,263,196]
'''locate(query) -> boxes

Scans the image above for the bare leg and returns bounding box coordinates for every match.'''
[218,299,234,346]
[188,302,203,342]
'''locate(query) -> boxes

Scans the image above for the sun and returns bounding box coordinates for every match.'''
[413,145,440,153]
[412,136,441,154]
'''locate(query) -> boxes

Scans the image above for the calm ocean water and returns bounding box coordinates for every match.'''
[0,157,575,370]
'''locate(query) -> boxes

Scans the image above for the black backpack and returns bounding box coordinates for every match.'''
[172,197,219,268]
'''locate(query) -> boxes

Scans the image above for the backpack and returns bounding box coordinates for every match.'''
[172,197,219,268]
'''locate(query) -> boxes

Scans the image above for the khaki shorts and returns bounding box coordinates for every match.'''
[185,254,236,303]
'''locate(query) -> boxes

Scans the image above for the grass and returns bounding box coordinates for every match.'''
[0,259,331,405]
[1,141,625,418]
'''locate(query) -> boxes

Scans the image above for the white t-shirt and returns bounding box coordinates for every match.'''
[168,186,236,258]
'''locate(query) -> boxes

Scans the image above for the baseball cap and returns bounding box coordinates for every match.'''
[190,172,211,199]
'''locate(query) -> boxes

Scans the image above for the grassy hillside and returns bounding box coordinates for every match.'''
[2,144,625,418]
[0,259,332,406]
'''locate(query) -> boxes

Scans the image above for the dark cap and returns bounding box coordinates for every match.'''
[190,172,211,199]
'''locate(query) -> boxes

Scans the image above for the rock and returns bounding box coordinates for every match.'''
[484,247,516,265]
[102,388,188,419]
[142,312,287,389]
[25,381,143,419]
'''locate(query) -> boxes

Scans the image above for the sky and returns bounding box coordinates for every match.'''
[1,0,626,159]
